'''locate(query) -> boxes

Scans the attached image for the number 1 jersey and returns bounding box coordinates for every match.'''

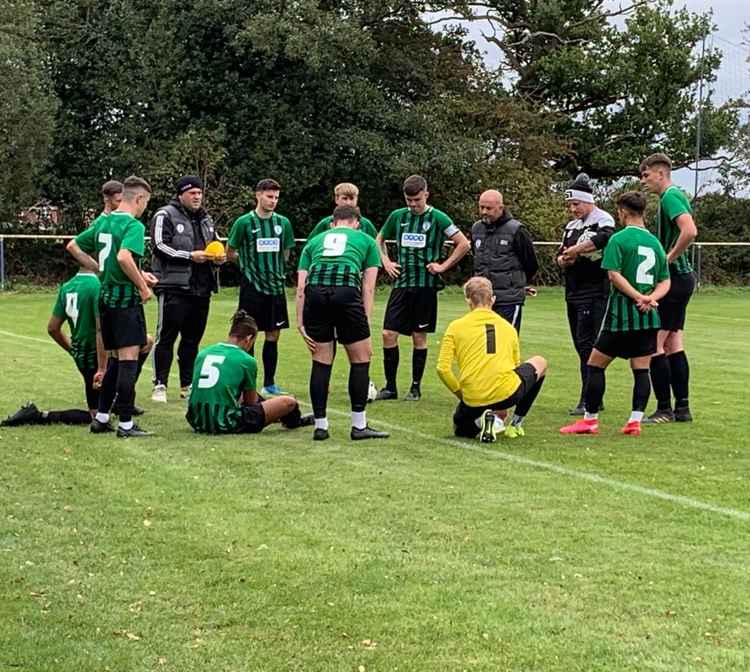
[600,226,669,332]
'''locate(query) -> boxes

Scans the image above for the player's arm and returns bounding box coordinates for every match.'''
[607,270,665,313]
[65,240,99,273]
[649,277,672,303]
[93,315,107,387]
[152,210,197,262]
[512,227,539,282]
[361,267,378,319]
[242,389,259,405]
[225,217,242,263]
[117,249,152,303]
[436,329,461,399]
[427,229,470,275]
[295,269,316,352]
[564,220,614,260]
[47,315,70,352]
[667,213,698,264]
[376,232,401,278]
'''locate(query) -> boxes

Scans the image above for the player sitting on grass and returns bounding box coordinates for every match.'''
[560,191,671,437]
[186,310,313,434]
[437,277,547,442]
[296,205,389,441]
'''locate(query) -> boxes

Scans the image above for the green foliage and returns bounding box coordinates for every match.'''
[0,0,58,222]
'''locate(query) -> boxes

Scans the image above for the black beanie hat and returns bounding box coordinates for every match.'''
[564,173,594,203]
[176,175,204,195]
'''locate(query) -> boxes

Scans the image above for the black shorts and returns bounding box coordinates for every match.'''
[303,285,370,345]
[658,271,695,331]
[452,362,539,438]
[236,402,267,433]
[77,365,99,410]
[239,278,289,332]
[100,303,147,350]
[595,329,658,360]
[383,287,438,335]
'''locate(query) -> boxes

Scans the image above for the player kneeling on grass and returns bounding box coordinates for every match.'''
[186,310,313,434]
[560,191,671,437]
[296,205,389,441]
[437,277,547,442]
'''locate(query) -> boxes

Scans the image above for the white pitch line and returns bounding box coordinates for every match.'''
[2,327,747,522]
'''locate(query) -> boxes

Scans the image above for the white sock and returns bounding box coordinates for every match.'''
[584,412,599,421]
[119,420,133,431]
[314,417,329,430]
[629,411,644,423]
[95,412,110,423]
[352,411,366,430]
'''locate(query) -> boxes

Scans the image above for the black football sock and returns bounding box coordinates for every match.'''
[411,348,427,386]
[632,368,651,413]
[349,362,370,413]
[383,346,399,392]
[115,360,138,424]
[98,358,119,415]
[514,375,545,418]
[310,361,333,419]
[667,351,690,408]
[136,350,148,383]
[280,403,303,429]
[584,365,605,416]
[262,340,279,388]
[649,354,672,411]
[578,360,588,405]
[43,409,91,425]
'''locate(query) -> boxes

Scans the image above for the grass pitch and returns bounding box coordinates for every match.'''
[1,286,748,671]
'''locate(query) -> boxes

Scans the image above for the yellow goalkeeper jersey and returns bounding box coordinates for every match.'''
[437,307,521,407]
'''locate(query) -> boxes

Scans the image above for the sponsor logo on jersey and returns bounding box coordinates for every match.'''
[274,224,282,235]
[256,237,280,252]
[401,232,427,249]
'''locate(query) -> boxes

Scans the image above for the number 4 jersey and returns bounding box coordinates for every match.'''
[51,271,101,371]
[600,226,669,332]
[298,227,381,288]
[74,212,146,308]
[186,343,258,433]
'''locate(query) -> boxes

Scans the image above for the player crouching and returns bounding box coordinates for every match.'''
[437,277,547,442]
[560,191,671,437]
[186,310,313,434]
[296,205,389,441]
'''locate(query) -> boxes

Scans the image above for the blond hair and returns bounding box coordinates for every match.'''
[334,182,359,198]
[463,277,494,307]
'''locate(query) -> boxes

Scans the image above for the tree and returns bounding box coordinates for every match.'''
[0,0,58,223]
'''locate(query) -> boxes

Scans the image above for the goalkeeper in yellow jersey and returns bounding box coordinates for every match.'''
[436,277,548,441]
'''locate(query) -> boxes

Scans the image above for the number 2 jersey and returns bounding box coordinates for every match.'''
[74,212,146,308]
[186,343,258,433]
[600,226,669,332]
[379,206,459,289]
[51,271,101,371]
[436,307,521,407]
[298,227,381,288]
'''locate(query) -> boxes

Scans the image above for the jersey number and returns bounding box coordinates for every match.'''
[322,232,347,257]
[198,355,225,389]
[65,292,79,326]
[98,233,113,271]
[636,246,656,284]
[485,324,496,354]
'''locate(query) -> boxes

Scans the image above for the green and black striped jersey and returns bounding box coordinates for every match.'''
[186,343,258,434]
[74,212,145,308]
[227,211,295,295]
[601,226,670,332]
[379,206,459,289]
[298,227,381,288]
[655,185,694,275]
[310,214,378,239]
[51,272,100,370]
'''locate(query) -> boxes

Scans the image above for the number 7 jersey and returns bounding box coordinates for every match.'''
[74,212,146,308]
[600,226,669,332]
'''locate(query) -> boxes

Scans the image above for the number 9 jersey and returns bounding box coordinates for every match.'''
[298,227,381,288]
[600,227,669,332]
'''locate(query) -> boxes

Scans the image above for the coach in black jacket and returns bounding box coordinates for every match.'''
[471,190,538,333]
[149,175,222,402]
[557,173,615,415]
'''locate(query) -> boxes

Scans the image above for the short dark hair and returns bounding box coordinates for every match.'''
[640,153,672,174]
[101,180,123,197]
[229,309,258,339]
[617,191,647,215]
[332,205,360,222]
[403,174,427,196]
[122,175,152,193]
[255,178,281,192]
